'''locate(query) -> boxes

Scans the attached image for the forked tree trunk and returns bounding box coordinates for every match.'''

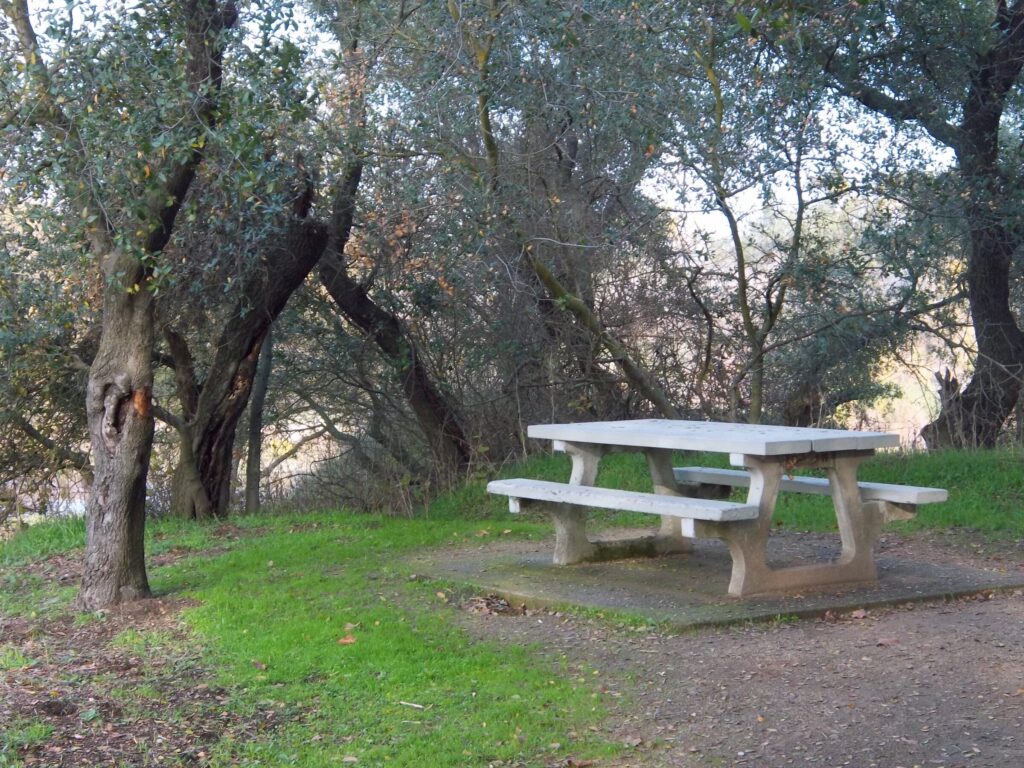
[168,350,258,520]
[167,217,328,519]
[78,265,154,609]
[166,331,264,520]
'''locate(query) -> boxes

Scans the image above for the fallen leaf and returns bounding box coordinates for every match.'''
[463,595,525,616]
[476,530,490,537]
[850,609,868,619]
[436,591,448,602]
[251,660,267,670]
[344,622,359,631]
[337,635,357,645]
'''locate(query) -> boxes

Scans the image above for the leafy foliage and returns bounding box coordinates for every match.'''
[1,0,998,520]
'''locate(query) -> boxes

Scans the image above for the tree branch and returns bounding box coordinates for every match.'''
[152,403,185,433]
[822,55,965,153]
[6,412,93,479]
[263,426,328,477]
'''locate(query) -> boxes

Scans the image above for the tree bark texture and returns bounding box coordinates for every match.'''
[168,217,328,519]
[79,268,155,608]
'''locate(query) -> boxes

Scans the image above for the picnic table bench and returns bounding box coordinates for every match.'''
[487,420,947,597]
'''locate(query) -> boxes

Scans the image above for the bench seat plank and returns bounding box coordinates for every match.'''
[673,467,948,505]
[487,479,759,521]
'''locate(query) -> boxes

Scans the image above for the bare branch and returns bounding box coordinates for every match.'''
[5,412,93,479]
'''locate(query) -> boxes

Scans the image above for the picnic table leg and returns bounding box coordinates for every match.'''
[644,449,695,554]
[549,443,694,565]
[550,442,604,564]
[711,452,889,596]
[711,456,784,596]
[828,453,878,579]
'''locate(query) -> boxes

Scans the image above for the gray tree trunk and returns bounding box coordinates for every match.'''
[75,0,237,606]
[245,325,274,514]
[77,261,154,609]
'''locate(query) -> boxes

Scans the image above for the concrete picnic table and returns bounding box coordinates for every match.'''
[488,419,947,597]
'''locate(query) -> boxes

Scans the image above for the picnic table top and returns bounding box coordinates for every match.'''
[527,419,900,457]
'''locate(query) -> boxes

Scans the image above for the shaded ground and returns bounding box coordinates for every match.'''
[452,531,1024,768]
[0,531,279,768]
[0,596,285,767]
[416,528,1024,628]
[2,529,1022,767]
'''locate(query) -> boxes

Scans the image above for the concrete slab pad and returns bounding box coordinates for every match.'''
[410,529,1024,629]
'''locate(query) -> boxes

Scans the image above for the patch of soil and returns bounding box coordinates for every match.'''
[456,531,1024,768]
[1,553,281,767]
[22,551,82,586]
[150,545,230,568]
[212,523,262,539]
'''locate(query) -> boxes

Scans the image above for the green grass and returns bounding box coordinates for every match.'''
[1,510,614,765]
[0,718,53,766]
[483,447,1024,536]
[861,448,1024,533]
[746,448,1024,534]
[0,569,75,621]
[0,516,85,566]
[150,512,611,767]
[0,446,1020,766]
[0,646,34,671]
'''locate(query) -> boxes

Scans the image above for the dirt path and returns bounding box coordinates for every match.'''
[3,532,1022,767]
[458,535,1024,768]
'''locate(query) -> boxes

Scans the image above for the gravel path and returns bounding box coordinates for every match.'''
[459,536,1024,768]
